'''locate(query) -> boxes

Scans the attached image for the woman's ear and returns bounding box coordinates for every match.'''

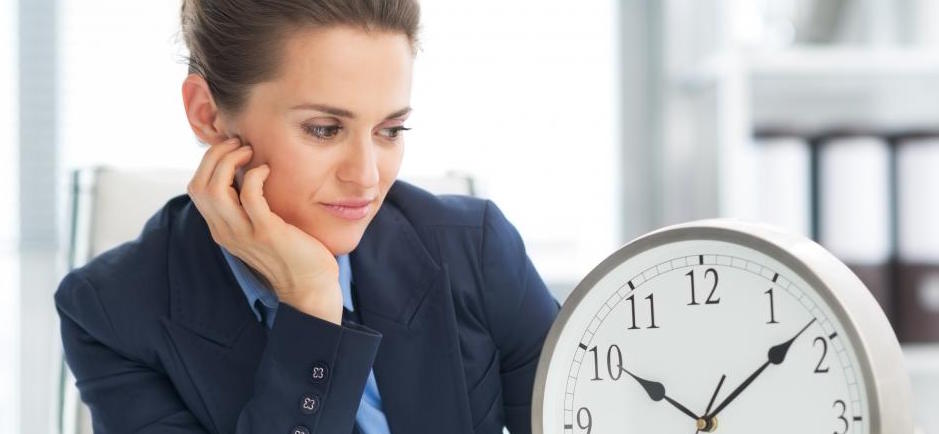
[181,73,233,145]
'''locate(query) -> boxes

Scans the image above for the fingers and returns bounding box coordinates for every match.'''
[188,139,239,244]
[188,138,240,193]
[207,143,252,204]
[187,137,254,246]
[240,163,274,230]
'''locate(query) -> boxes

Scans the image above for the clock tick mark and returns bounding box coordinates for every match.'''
[829,332,838,340]
[628,280,635,290]
[578,342,588,350]
[699,255,704,265]
[772,272,779,282]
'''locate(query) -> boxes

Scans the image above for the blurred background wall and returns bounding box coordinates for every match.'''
[3,0,939,433]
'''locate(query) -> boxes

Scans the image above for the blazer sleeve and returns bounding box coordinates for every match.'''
[480,200,562,434]
[54,270,381,434]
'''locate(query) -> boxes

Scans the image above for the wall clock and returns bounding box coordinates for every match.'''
[533,220,912,433]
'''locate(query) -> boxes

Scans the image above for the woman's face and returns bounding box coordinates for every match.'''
[224,26,413,256]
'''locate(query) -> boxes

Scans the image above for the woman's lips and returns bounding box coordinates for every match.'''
[324,198,373,207]
[320,202,371,220]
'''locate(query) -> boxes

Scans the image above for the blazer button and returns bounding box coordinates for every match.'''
[299,392,321,415]
[290,425,311,434]
[311,361,329,383]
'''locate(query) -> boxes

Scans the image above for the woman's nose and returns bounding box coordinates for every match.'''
[337,136,380,188]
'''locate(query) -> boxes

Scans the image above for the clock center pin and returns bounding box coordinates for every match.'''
[696,416,718,432]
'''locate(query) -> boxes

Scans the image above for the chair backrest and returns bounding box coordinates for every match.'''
[68,167,192,266]
[399,171,477,197]
[59,166,476,434]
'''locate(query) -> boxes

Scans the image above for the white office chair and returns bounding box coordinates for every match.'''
[58,166,476,434]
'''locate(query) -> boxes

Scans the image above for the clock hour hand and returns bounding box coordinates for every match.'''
[706,318,816,419]
[619,367,699,421]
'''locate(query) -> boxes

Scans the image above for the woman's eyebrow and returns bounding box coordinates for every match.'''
[290,103,411,120]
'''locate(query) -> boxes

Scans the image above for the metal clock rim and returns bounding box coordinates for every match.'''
[531,219,912,434]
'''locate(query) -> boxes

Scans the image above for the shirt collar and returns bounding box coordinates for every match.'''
[218,245,355,328]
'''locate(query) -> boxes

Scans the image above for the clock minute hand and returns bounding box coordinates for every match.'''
[620,367,699,421]
[707,318,817,419]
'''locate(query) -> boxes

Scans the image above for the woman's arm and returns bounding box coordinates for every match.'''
[480,200,562,434]
[55,270,380,434]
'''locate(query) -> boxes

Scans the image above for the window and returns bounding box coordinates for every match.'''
[1,0,18,431]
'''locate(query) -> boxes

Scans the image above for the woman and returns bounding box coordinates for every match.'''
[54,1,560,433]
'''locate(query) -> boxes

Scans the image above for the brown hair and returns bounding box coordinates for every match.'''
[179,0,421,115]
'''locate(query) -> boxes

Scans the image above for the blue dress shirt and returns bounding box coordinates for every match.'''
[219,245,390,434]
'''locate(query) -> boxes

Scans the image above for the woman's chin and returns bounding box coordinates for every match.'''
[306,227,363,257]
[287,206,373,256]
[326,241,358,257]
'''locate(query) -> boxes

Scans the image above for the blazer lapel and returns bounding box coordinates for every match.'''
[162,197,266,434]
[350,193,474,434]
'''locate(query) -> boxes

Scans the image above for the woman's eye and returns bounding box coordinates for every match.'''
[380,126,411,140]
[303,124,342,140]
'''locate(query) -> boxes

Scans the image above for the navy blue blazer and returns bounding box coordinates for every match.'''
[54,179,561,433]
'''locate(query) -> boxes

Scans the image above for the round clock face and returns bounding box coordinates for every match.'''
[535,231,878,434]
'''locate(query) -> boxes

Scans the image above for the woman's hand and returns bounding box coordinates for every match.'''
[187,137,343,325]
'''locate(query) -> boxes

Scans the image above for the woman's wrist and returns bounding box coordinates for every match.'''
[280,283,344,325]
